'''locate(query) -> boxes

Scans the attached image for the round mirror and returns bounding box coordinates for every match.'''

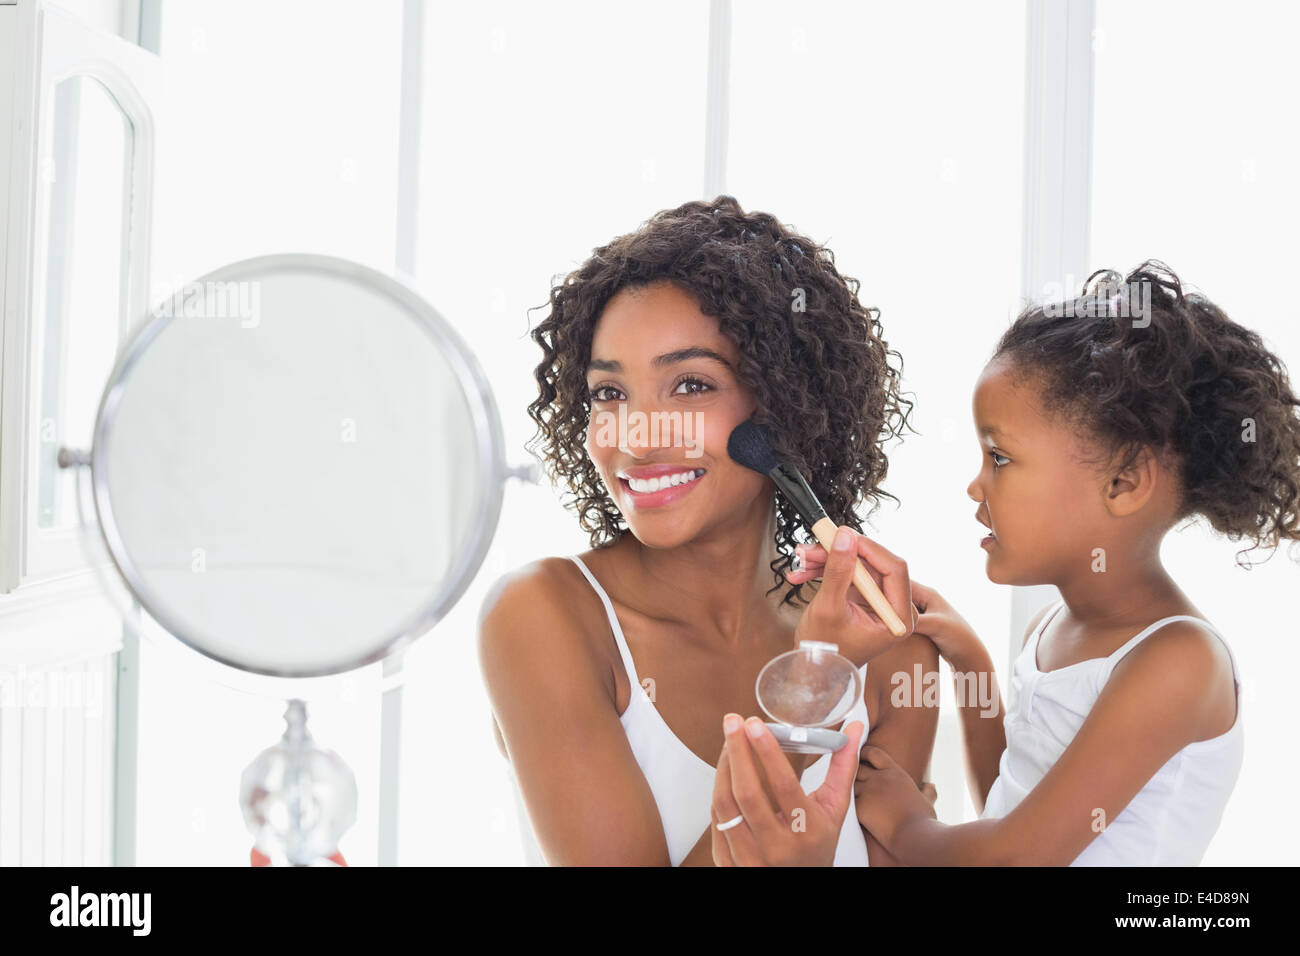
[87,253,505,677]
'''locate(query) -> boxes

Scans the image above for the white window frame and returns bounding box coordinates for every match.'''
[0,0,158,598]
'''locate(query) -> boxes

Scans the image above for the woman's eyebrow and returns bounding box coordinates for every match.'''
[588,346,732,373]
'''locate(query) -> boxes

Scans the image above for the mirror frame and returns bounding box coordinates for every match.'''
[87,252,507,678]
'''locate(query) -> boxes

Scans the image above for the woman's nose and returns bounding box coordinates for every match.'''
[618,401,679,454]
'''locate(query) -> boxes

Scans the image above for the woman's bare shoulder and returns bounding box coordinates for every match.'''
[477,554,620,759]
[476,554,615,682]
[479,556,593,636]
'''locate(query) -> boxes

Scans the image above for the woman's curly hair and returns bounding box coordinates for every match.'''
[526,195,913,607]
[994,260,1300,564]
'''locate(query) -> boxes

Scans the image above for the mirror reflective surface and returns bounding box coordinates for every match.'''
[91,256,503,676]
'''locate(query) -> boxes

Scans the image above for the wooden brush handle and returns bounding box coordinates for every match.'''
[810,517,909,637]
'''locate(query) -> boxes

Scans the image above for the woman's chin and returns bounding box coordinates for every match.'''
[624,521,700,551]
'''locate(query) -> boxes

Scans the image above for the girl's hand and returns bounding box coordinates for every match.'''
[909,580,981,668]
[787,527,916,668]
[853,745,938,855]
[711,715,865,866]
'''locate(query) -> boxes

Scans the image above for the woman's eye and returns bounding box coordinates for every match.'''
[674,376,712,396]
[990,451,1010,468]
[589,378,710,402]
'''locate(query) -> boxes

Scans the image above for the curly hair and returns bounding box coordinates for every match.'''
[993,260,1300,564]
[526,195,913,607]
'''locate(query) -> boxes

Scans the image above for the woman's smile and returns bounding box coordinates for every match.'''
[617,464,707,509]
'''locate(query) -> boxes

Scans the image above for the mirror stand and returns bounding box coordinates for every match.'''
[240,699,357,866]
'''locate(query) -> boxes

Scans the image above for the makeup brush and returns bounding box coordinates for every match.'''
[728,420,908,638]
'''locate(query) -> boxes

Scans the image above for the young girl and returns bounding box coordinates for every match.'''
[770,261,1300,865]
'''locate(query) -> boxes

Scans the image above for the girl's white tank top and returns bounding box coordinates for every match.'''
[505,554,873,866]
[981,600,1244,865]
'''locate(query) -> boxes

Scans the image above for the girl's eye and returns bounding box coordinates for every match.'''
[588,384,622,403]
[990,451,1010,468]
[674,376,713,396]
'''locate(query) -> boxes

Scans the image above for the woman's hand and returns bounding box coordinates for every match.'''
[787,526,916,668]
[909,580,981,668]
[853,744,938,856]
[711,714,865,866]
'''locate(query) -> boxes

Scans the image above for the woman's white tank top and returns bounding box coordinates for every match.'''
[505,554,873,866]
[980,601,1244,865]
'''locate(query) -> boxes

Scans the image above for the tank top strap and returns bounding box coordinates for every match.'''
[1030,599,1067,659]
[567,555,643,692]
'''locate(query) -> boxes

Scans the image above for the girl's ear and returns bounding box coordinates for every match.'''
[1103,447,1159,517]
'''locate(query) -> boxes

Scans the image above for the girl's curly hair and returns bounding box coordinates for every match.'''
[994,260,1300,564]
[526,195,913,607]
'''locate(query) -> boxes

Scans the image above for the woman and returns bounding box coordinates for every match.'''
[478,195,939,865]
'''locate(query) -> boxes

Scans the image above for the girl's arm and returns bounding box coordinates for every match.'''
[478,558,687,866]
[944,638,1007,816]
[909,581,1036,814]
[864,619,1233,865]
[859,631,941,865]
[945,603,1057,813]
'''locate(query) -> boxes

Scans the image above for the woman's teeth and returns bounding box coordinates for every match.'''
[626,469,704,493]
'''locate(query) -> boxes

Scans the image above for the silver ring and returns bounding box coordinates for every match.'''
[715,813,745,832]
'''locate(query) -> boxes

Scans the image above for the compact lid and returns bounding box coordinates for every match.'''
[755,641,862,728]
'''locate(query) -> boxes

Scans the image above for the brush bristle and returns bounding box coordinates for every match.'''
[727,420,781,475]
